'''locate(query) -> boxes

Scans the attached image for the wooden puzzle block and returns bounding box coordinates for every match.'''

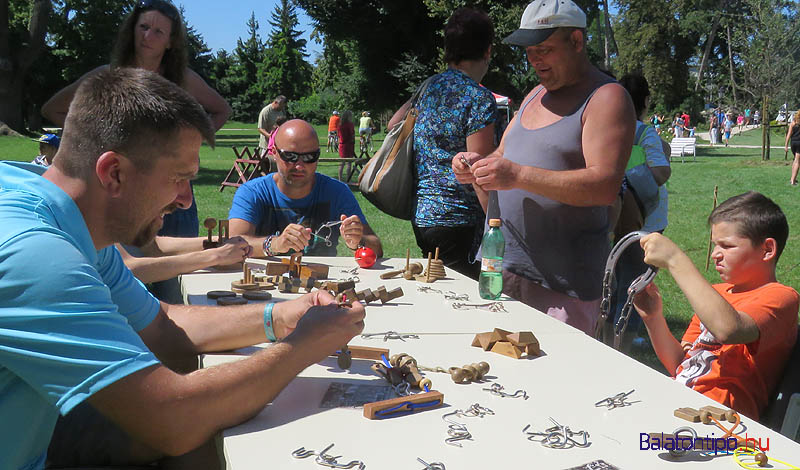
[490,341,524,359]
[506,331,537,346]
[375,286,388,303]
[345,345,389,361]
[525,342,541,356]
[321,280,356,293]
[385,287,403,302]
[674,407,701,422]
[491,328,512,342]
[699,405,736,422]
[363,390,444,420]
[471,332,496,351]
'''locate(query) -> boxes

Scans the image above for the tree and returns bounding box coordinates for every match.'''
[0,0,50,132]
[728,0,800,159]
[258,0,312,102]
[614,0,705,116]
[220,12,267,122]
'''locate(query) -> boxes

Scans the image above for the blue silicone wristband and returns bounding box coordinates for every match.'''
[263,303,277,342]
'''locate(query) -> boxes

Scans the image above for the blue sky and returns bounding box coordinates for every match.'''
[178,0,322,59]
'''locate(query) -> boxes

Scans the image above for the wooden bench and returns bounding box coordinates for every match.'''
[219,146,271,192]
[670,137,696,163]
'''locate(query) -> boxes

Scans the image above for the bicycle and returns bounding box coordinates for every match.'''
[327,131,339,153]
[359,133,371,157]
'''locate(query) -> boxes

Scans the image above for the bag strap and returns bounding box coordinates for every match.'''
[634,124,649,146]
[410,76,436,109]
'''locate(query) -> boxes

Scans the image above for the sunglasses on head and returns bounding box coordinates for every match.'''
[136,0,179,22]
[276,147,320,164]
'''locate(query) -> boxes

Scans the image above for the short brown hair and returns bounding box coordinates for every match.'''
[57,67,215,179]
[709,191,789,261]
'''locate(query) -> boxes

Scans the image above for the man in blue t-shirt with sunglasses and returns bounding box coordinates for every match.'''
[229,119,383,258]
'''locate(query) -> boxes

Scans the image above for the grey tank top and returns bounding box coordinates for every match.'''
[498,82,613,300]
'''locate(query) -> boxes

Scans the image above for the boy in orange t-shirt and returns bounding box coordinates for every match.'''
[633,191,798,419]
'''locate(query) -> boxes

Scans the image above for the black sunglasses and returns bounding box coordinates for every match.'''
[136,0,179,22]
[276,147,321,164]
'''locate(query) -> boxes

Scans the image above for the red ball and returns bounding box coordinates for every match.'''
[355,246,376,268]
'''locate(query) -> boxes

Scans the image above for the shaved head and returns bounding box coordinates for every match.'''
[274,119,319,153]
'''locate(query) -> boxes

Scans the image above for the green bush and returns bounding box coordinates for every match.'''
[289,89,341,125]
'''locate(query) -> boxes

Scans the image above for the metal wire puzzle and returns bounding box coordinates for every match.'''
[594,389,636,409]
[522,418,591,449]
[360,331,420,341]
[483,383,529,400]
[417,457,446,469]
[292,443,366,469]
[451,301,507,312]
[311,220,344,247]
[416,285,469,301]
[441,404,495,447]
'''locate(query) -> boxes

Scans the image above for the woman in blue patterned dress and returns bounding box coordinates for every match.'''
[388,8,497,279]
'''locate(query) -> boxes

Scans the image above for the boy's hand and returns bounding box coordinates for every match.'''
[640,233,685,270]
[632,282,663,322]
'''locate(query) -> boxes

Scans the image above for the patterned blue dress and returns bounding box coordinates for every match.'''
[412,68,496,227]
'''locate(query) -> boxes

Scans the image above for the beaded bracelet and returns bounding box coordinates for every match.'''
[263,303,277,342]
[262,234,278,257]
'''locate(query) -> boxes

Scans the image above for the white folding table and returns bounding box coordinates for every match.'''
[180,257,800,469]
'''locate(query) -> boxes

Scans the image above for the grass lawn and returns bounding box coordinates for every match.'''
[3,127,798,374]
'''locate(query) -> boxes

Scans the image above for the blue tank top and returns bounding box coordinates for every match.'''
[497,82,614,300]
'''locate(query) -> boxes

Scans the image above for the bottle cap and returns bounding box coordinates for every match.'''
[488,218,502,227]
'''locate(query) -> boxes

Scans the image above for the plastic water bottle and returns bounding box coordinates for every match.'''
[479,218,504,300]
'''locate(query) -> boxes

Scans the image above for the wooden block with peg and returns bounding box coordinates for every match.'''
[674,407,701,422]
[363,391,444,420]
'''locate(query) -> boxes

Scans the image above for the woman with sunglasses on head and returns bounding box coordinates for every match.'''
[42,0,229,244]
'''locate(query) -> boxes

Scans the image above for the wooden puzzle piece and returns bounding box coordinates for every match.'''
[471,332,496,351]
[490,341,524,359]
[363,390,444,420]
[674,407,701,422]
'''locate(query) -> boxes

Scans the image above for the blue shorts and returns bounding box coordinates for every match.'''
[359,128,371,136]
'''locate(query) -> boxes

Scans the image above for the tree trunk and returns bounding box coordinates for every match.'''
[726,25,737,108]
[0,0,51,132]
[601,0,618,70]
[695,1,725,92]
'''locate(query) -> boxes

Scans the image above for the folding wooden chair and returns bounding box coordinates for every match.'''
[219,146,270,191]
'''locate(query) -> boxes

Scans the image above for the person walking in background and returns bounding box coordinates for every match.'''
[709,112,719,146]
[785,110,800,185]
[337,110,355,181]
[388,7,497,280]
[327,110,340,152]
[258,95,288,172]
[723,113,733,147]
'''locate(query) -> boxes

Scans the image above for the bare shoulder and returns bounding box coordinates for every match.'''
[584,82,634,120]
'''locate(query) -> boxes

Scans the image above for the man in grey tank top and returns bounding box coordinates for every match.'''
[452,0,635,335]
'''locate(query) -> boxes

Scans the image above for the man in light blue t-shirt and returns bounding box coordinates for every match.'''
[0,68,365,470]
[229,119,383,258]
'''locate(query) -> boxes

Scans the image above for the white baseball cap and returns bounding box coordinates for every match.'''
[504,0,587,47]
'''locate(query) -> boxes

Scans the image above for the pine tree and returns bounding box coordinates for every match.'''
[258,0,312,102]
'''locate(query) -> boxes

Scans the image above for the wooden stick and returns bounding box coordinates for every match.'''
[704,186,719,271]
[405,248,410,272]
[425,252,432,283]
[434,246,440,261]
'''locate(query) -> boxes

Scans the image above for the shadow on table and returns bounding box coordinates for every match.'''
[225,358,398,436]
